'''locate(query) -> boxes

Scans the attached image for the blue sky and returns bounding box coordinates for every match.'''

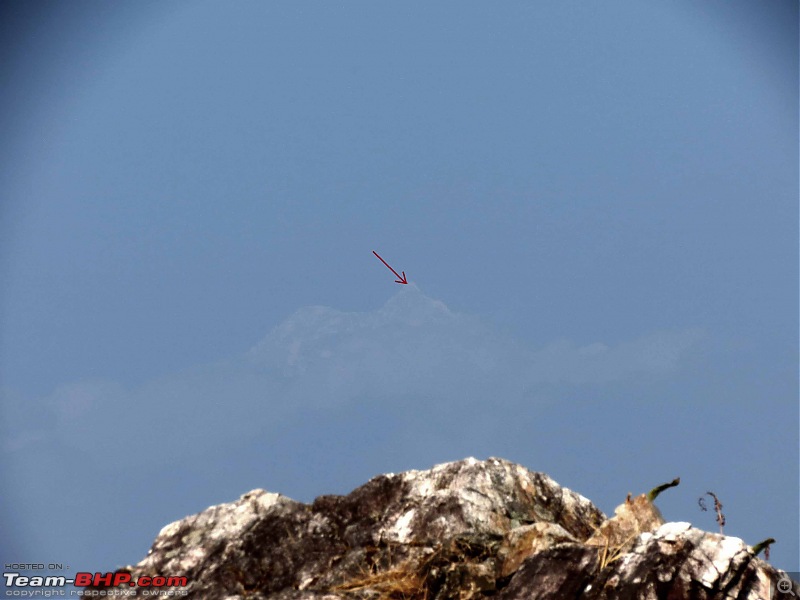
[1,0,797,575]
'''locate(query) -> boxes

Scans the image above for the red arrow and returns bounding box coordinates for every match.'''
[372,250,408,284]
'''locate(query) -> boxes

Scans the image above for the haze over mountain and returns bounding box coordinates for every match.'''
[4,286,702,466]
[1,285,707,567]
[2,276,792,573]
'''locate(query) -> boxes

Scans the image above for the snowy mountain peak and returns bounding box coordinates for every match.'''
[378,284,453,323]
[246,286,456,369]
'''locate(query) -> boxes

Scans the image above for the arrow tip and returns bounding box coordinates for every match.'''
[396,271,408,285]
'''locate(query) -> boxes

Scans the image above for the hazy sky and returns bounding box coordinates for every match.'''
[1,0,797,576]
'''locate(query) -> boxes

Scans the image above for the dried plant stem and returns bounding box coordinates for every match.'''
[698,491,726,534]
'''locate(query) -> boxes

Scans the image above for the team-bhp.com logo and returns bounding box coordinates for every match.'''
[4,569,188,597]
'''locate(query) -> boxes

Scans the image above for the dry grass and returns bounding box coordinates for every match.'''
[331,536,494,600]
[590,523,640,572]
[332,561,427,600]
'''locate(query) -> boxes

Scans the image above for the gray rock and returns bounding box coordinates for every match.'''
[97,457,796,600]
[499,522,797,600]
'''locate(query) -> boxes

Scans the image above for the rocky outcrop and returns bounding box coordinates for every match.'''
[101,457,797,599]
